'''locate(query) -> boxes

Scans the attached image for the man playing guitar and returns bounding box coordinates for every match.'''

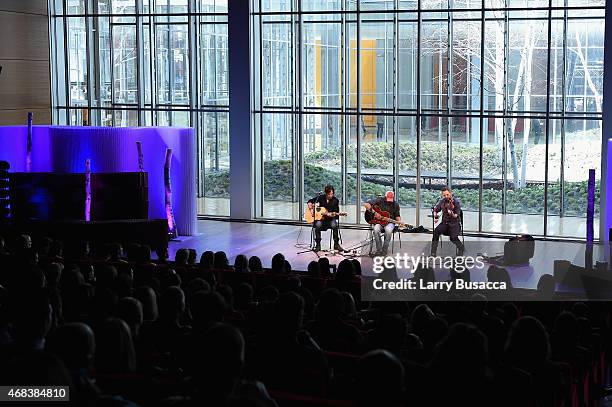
[431,186,465,256]
[307,184,344,252]
[364,191,403,256]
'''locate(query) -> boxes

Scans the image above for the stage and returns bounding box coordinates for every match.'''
[168,219,610,292]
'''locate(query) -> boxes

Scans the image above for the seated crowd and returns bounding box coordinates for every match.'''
[0,233,610,406]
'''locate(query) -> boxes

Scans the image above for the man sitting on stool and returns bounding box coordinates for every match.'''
[364,191,402,256]
[431,186,465,256]
[307,184,343,253]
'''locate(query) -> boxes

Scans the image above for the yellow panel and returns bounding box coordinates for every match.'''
[349,39,377,127]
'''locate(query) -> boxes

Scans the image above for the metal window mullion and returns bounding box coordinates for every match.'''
[393,0,400,197]
[189,0,201,195]
[63,0,71,124]
[149,2,157,125]
[341,0,347,206]
[415,0,422,224]
[84,0,96,124]
[296,0,303,220]
[543,0,553,236]
[502,3,509,215]
[356,0,361,224]
[447,9,453,187]
[136,0,146,125]
[560,0,568,217]
[258,0,265,217]
[110,16,116,126]
[478,0,485,232]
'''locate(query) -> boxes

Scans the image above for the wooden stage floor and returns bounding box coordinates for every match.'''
[169,220,609,291]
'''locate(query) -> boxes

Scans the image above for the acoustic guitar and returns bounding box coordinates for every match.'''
[364,205,413,229]
[304,205,348,224]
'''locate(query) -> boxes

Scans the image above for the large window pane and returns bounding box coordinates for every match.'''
[156,23,190,105]
[262,113,296,219]
[112,24,137,104]
[302,22,342,109]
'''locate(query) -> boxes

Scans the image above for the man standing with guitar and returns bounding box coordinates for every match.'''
[307,184,345,252]
[364,191,403,256]
[431,186,465,256]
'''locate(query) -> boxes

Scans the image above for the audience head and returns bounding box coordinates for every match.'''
[318,257,331,277]
[274,292,304,335]
[234,254,249,272]
[186,278,211,298]
[159,268,181,289]
[235,283,254,311]
[155,246,169,263]
[505,316,551,370]
[217,284,235,310]
[95,264,118,289]
[106,242,124,261]
[175,248,190,265]
[307,261,321,277]
[159,286,185,323]
[190,291,227,329]
[336,259,355,281]
[248,256,263,273]
[135,285,158,322]
[271,253,286,274]
[187,248,197,265]
[46,322,95,370]
[214,251,230,269]
[430,323,488,379]
[117,297,144,339]
[356,350,404,407]
[191,323,245,404]
[94,318,136,373]
[200,250,215,269]
[315,288,344,322]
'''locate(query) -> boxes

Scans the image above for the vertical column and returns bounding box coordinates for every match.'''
[600,1,612,241]
[135,0,147,125]
[229,0,253,220]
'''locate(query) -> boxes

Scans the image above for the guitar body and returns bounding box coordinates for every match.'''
[365,206,392,226]
[305,206,347,224]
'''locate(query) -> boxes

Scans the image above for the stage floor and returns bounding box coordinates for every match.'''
[169,220,610,291]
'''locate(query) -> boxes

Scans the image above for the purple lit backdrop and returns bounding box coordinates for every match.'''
[0,126,197,235]
[608,139,612,240]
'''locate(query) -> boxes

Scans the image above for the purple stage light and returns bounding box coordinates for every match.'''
[85,159,91,222]
[587,169,595,242]
[137,141,144,172]
[26,113,32,172]
[164,148,178,239]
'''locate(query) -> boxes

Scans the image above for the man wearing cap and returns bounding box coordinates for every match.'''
[364,191,402,255]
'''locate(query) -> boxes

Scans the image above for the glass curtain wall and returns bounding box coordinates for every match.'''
[49,0,229,216]
[252,0,604,238]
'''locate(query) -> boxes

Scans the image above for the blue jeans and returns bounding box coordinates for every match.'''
[373,223,395,253]
[314,219,339,244]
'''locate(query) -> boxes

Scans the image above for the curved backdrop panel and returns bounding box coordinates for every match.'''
[0,126,197,236]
